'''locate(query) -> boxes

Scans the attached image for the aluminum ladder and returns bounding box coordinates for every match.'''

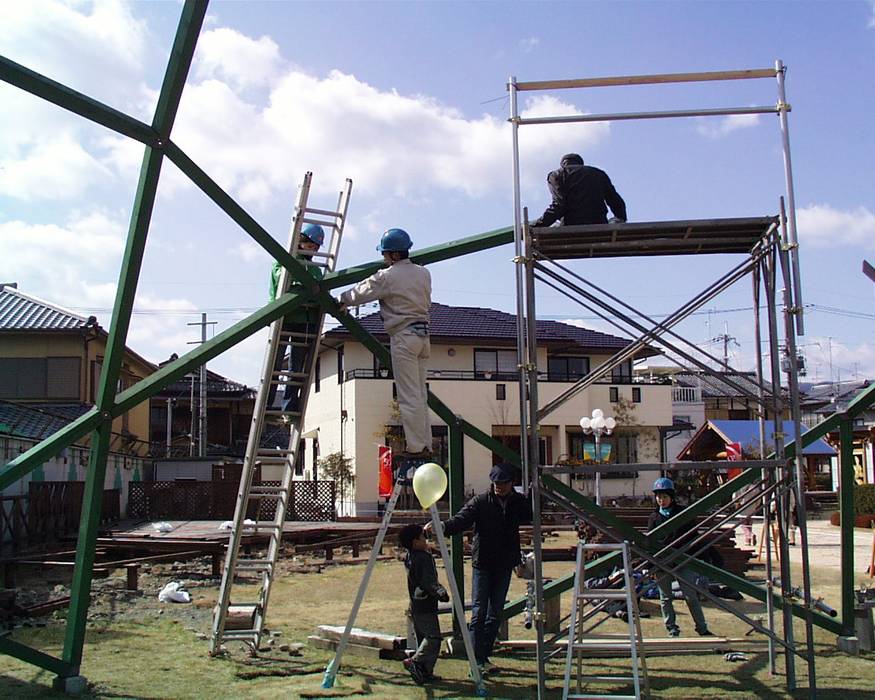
[209,172,352,655]
[563,541,650,700]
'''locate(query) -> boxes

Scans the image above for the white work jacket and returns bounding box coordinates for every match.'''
[340,258,431,335]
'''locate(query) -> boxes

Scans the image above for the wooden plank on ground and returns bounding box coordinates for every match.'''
[316,625,403,650]
[308,635,406,660]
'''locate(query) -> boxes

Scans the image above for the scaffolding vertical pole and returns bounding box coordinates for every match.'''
[448,417,466,636]
[752,258,777,673]
[839,416,856,635]
[775,60,804,336]
[509,75,530,494]
[762,235,796,690]
[777,210,817,697]
[199,312,208,457]
[522,211,547,700]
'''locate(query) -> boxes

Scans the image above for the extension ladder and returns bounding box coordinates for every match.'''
[563,541,649,700]
[209,172,352,655]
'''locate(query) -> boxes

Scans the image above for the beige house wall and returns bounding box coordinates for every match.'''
[304,336,673,514]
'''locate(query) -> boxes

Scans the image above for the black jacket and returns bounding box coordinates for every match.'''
[405,549,447,614]
[647,503,723,566]
[443,487,533,571]
[535,163,627,227]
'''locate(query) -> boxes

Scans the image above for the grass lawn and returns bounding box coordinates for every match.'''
[1,537,873,698]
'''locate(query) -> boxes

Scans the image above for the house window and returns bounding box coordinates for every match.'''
[611,360,633,383]
[336,345,344,384]
[615,434,638,464]
[314,357,321,393]
[0,357,80,400]
[474,349,517,379]
[632,387,641,403]
[496,384,506,401]
[548,355,590,381]
[609,387,619,403]
[728,409,750,420]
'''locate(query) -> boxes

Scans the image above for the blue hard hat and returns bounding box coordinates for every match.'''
[489,463,517,483]
[376,228,412,252]
[653,477,675,493]
[301,223,325,246]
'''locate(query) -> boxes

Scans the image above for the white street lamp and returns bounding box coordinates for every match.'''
[580,408,617,506]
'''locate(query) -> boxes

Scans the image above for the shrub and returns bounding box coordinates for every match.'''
[854,484,875,515]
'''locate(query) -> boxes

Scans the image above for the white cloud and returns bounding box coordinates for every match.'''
[519,36,540,53]
[797,203,875,248]
[696,113,760,138]
[870,1,875,28]
[194,27,284,90]
[803,336,875,383]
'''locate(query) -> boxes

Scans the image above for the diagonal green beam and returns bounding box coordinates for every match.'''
[0,408,101,490]
[113,290,310,414]
[323,226,514,290]
[165,140,318,290]
[60,0,209,675]
[0,636,71,677]
[0,56,158,146]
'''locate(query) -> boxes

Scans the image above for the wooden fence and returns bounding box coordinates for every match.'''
[127,480,336,522]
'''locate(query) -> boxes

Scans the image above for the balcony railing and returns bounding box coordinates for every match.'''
[344,369,671,385]
[672,386,702,403]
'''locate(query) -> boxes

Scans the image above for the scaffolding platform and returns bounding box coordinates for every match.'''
[531,216,779,259]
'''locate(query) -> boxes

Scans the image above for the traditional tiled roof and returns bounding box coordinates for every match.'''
[327,302,644,353]
[800,379,874,414]
[0,285,90,331]
[0,401,92,441]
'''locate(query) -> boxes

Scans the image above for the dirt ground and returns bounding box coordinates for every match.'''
[1,524,874,698]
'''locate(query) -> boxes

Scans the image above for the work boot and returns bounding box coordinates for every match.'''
[668,626,680,637]
[696,627,715,637]
[403,658,427,685]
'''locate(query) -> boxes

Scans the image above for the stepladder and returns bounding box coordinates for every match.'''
[563,541,649,700]
[322,464,486,696]
[209,172,352,655]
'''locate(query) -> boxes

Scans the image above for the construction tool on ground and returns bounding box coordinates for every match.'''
[209,173,352,656]
[322,465,486,696]
[562,541,649,700]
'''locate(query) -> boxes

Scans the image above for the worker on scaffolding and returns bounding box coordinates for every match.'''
[532,153,627,227]
[337,228,433,459]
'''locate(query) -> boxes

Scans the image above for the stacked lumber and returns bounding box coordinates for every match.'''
[308,625,408,660]
[499,635,767,657]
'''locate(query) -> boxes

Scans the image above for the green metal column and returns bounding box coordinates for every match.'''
[839,416,855,636]
[448,418,465,634]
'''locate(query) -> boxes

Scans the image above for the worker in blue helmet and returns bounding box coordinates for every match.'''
[338,229,432,458]
[265,222,327,419]
[647,476,713,638]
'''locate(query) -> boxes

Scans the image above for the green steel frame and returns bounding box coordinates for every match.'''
[1,0,872,686]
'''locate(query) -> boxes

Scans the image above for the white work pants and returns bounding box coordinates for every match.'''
[390,329,431,453]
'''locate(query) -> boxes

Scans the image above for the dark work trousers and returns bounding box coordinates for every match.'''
[470,566,512,664]
[408,610,441,673]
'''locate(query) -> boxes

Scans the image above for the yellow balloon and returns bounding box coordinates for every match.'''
[412,463,447,509]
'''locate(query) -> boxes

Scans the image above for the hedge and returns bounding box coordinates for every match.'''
[854,483,875,515]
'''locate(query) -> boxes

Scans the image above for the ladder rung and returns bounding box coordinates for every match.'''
[303,206,343,219]
[579,590,628,600]
[568,695,637,700]
[269,379,305,387]
[278,330,316,338]
[272,371,308,379]
[300,216,337,228]
[250,485,288,495]
[574,675,635,682]
[241,521,283,530]
[264,409,302,417]
[236,560,274,571]
[220,630,259,640]
[257,448,295,455]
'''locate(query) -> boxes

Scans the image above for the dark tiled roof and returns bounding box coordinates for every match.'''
[327,302,638,352]
[0,285,88,331]
[0,401,92,441]
[674,371,774,399]
[801,379,874,414]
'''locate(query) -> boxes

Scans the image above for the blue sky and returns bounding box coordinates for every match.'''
[1,0,873,387]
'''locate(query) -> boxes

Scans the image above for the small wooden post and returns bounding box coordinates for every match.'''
[211,552,222,577]
[325,545,334,561]
[351,541,360,558]
[125,564,139,592]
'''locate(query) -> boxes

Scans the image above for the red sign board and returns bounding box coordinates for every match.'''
[726,441,742,480]
[378,445,393,498]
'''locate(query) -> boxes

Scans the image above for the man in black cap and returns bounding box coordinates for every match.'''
[425,462,532,673]
[532,153,627,227]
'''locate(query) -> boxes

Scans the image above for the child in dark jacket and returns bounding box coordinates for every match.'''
[647,477,713,637]
[399,523,449,685]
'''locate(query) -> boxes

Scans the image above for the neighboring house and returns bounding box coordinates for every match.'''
[801,379,875,486]
[677,419,836,490]
[0,283,155,507]
[303,302,673,515]
[149,356,259,458]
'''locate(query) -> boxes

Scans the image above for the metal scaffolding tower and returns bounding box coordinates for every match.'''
[509,65,818,698]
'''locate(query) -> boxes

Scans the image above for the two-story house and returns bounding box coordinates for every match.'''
[0,283,155,505]
[301,302,673,514]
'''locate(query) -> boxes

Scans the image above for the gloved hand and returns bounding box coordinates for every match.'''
[608,217,625,224]
[436,587,450,603]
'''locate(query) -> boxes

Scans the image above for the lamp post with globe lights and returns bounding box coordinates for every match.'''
[579,408,617,506]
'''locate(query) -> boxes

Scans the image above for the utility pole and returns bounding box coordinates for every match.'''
[187,313,217,457]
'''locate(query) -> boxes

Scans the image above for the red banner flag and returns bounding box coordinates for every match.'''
[726,441,743,480]
[378,445,393,498]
